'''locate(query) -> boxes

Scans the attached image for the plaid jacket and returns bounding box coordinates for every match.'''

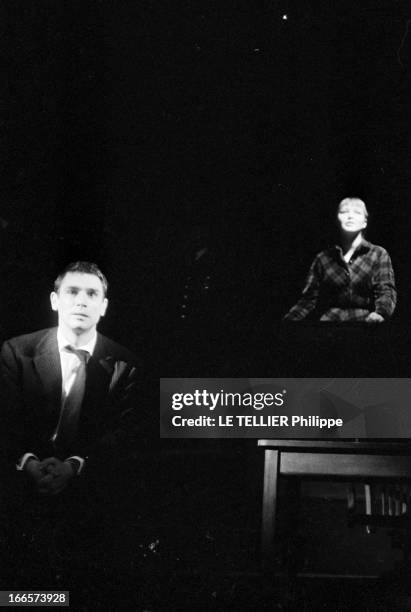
[284,240,396,322]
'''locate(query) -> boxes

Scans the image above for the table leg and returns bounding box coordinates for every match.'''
[261,449,280,568]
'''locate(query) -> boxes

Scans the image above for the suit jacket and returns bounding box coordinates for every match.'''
[0,327,139,483]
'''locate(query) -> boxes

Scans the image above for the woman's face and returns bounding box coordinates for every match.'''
[337,201,367,234]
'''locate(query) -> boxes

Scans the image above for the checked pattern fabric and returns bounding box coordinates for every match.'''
[284,239,396,322]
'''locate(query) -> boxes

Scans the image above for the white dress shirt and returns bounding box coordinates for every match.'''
[57,328,97,399]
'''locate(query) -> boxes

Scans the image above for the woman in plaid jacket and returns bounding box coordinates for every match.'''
[284,197,396,323]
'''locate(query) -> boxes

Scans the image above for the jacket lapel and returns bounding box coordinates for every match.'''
[32,328,62,415]
[80,334,114,425]
[32,331,117,430]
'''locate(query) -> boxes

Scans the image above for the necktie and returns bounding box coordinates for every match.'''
[52,347,90,453]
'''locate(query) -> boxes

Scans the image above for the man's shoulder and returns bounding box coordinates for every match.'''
[2,328,139,366]
[96,333,139,367]
[2,328,56,356]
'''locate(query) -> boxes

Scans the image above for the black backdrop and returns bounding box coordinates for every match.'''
[3,2,411,607]
[3,1,411,366]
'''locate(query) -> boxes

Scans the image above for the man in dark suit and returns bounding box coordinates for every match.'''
[0,261,140,595]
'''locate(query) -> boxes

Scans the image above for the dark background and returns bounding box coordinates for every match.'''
[3,1,411,365]
[3,2,411,608]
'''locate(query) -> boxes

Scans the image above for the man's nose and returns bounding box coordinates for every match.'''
[74,292,87,305]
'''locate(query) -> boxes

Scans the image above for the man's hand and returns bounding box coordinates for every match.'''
[24,458,54,494]
[365,312,385,324]
[38,457,75,496]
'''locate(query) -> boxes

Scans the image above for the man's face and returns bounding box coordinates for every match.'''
[337,201,367,234]
[50,272,108,335]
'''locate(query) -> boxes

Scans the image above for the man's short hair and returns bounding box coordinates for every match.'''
[54,261,108,297]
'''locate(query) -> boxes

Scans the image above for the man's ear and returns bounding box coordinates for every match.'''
[100,298,108,317]
[50,292,59,311]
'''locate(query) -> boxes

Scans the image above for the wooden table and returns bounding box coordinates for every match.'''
[258,439,411,567]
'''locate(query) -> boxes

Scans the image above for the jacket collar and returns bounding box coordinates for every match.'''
[34,328,110,360]
[33,328,61,409]
[334,238,372,258]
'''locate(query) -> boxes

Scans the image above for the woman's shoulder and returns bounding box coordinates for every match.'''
[313,246,339,260]
[361,240,391,257]
[310,241,391,263]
